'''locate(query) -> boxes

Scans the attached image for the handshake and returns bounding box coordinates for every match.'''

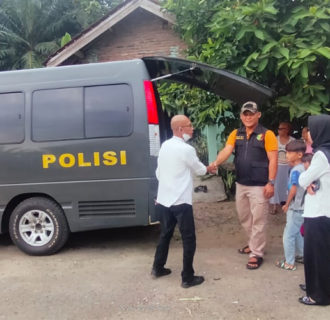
[206,161,218,175]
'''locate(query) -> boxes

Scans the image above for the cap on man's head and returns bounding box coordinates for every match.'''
[241,101,258,114]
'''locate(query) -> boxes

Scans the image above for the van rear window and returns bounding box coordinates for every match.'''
[32,84,133,141]
[0,92,25,144]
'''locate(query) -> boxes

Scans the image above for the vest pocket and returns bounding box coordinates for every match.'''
[251,161,268,183]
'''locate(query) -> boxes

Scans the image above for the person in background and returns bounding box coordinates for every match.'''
[275,140,306,271]
[151,115,215,288]
[269,122,295,214]
[298,115,330,306]
[211,101,278,270]
[301,127,313,154]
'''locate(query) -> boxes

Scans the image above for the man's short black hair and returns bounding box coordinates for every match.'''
[285,139,306,153]
[302,153,313,163]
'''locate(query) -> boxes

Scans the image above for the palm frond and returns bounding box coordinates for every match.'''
[35,41,59,55]
[19,50,42,69]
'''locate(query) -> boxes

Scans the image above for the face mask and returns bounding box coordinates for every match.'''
[182,133,192,142]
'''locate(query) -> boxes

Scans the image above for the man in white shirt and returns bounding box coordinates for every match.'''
[151,115,215,288]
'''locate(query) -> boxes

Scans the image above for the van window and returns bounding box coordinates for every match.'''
[0,92,25,144]
[85,84,133,138]
[32,84,133,141]
[32,87,84,141]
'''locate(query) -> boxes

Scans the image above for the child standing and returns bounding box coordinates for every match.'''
[276,140,306,270]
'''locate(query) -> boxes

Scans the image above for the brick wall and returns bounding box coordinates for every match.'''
[83,8,187,62]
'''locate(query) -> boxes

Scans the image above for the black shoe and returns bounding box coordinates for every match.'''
[151,267,171,278]
[299,284,306,291]
[181,276,205,288]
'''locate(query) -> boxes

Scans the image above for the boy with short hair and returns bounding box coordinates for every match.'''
[276,140,306,270]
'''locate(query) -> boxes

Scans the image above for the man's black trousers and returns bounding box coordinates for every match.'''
[153,203,196,282]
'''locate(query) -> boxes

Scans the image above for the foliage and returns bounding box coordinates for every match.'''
[61,32,72,47]
[0,0,123,70]
[0,0,80,70]
[189,134,209,165]
[218,164,236,200]
[164,0,330,124]
[157,80,240,139]
[72,0,123,29]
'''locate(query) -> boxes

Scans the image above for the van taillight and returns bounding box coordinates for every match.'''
[144,80,160,156]
[144,81,159,124]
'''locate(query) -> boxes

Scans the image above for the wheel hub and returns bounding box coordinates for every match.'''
[18,209,55,246]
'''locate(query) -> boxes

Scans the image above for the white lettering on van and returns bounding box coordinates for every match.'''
[42,151,127,169]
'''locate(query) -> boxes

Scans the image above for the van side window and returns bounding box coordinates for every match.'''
[32,88,84,141]
[85,84,133,138]
[0,92,25,144]
[32,84,133,141]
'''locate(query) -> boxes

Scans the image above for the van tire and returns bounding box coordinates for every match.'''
[9,197,69,255]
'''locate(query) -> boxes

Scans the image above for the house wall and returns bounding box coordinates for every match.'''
[83,8,187,62]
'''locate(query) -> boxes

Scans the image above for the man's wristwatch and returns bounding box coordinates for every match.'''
[268,179,275,186]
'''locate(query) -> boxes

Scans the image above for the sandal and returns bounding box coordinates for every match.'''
[298,296,318,305]
[275,259,296,271]
[246,256,263,270]
[194,185,208,193]
[238,245,251,254]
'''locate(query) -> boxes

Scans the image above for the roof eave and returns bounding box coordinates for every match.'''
[45,0,175,67]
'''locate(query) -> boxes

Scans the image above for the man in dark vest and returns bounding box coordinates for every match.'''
[211,101,278,269]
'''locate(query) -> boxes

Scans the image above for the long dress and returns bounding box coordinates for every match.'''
[299,150,330,305]
[270,136,295,205]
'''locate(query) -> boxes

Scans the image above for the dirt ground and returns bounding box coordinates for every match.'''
[0,201,329,320]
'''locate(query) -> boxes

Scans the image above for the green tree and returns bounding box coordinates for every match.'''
[72,0,123,29]
[0,0,80,70]
[164,0,330,123]
[0,0,123,70]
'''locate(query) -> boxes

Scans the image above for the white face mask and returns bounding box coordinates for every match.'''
[182,133,192,142]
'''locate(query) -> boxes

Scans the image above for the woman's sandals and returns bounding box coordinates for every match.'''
[275,259,296,271]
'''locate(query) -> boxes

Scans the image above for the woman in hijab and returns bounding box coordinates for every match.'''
[298,114,330,306]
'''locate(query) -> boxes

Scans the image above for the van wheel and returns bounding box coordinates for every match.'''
[9,197,69,256]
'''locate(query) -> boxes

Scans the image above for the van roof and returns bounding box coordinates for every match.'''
[0,59,147,88]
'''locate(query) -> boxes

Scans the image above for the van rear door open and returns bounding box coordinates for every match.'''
[143,56,274,106]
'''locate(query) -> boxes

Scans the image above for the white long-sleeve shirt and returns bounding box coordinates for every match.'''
[156,136,207,207]
[299,151,330,218]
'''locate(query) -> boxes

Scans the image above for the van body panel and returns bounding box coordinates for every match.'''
[0,178,150,232]
[0,60,156,235]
